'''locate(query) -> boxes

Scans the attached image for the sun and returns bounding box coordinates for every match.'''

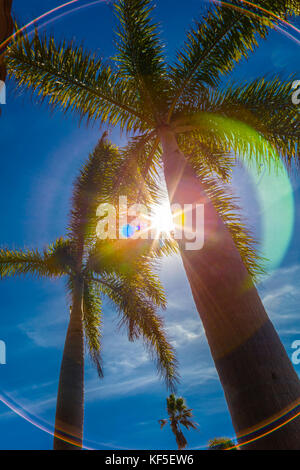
[151,201,175,236]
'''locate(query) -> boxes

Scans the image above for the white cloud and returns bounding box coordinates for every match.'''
[257,265,300,343]
[166,320,205,348]
[18,292,68,349]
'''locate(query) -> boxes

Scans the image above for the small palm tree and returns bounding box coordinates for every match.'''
[6,0,300,448]
[0,0,13,82]
[159,394,198,450]
[0,136,178,450]
[208,437,238,450]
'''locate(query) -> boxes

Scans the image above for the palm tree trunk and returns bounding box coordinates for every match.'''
[0,0,13,82]
[160,128,300,450]
[53,278,84,450]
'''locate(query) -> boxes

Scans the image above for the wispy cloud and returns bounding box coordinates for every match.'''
[17,291,68,349]
[260,264,300,330]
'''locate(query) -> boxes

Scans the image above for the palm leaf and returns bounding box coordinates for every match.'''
[202,77,300,168]
[177,130,235,181]
[167,0,299,120]
[93,273,179,389]
[83,281,103,378]
[176,112,280,171]
[114,0,168,117]
[70,135,123,244]
[111,131,161,205]
[181,159,266,282]
[0,238,70,279]
[7,27,149,132]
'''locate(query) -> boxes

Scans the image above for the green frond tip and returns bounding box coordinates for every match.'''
[7,26,148,132]
[93,273,179,390]
[185,160,266,282]
[168,0,299,118]
[0,239,71,280]
[83,282,103,378]
[114,0,168,115]
[207,76,300,168]
[70,135,124,243]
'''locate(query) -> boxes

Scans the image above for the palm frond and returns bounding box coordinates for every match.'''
[87,237,168,309]
[177,131,235,182]
[202,77,300,168]
[176,112,280,171]
[179,409,198,431]
[0,238,70,280]
[83,281,103,378]
[186,162,266,282]
[167,0,299,119]
[114,0,168,117]
[93,273,179,390]
[7,27,149,132]
[173,426,188,450]
[158,419,168,429]
[70,135,123,244]
[111,132,162,205]
[286,0,300,15]
[87,238,178,283]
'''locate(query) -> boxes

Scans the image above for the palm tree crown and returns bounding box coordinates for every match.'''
[6,0,299,279]
[0,135,178,385]
[159,394,198,450]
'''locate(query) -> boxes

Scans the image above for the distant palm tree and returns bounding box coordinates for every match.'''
[159,394,198,450]
[0,136,178,450]
[0,0,13,82]
[6,0,300,448]
[208,437,238,450]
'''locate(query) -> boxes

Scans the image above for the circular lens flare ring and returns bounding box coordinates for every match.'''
[0,0,107,53]
[227,398,300,449]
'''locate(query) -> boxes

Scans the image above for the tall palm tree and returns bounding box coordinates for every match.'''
[0,0,13,82]
[0,136,178,450]
[6,0,300,448]
[159,394,198,450]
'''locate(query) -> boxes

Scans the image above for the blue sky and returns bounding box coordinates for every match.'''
[0,0,299,450]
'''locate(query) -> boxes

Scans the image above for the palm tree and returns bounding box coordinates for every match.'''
[208,437,238,450]
[159,394,198,450]
[0,0,13,82]
[0,136,178,450]
[6,0,300,448]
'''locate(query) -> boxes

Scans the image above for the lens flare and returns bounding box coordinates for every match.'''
[0,1,106,53]
[247,159,295,273]
[213,0,300,45]
[189,112,295,276]
[226,398,300,449]
[0,392,93,449]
